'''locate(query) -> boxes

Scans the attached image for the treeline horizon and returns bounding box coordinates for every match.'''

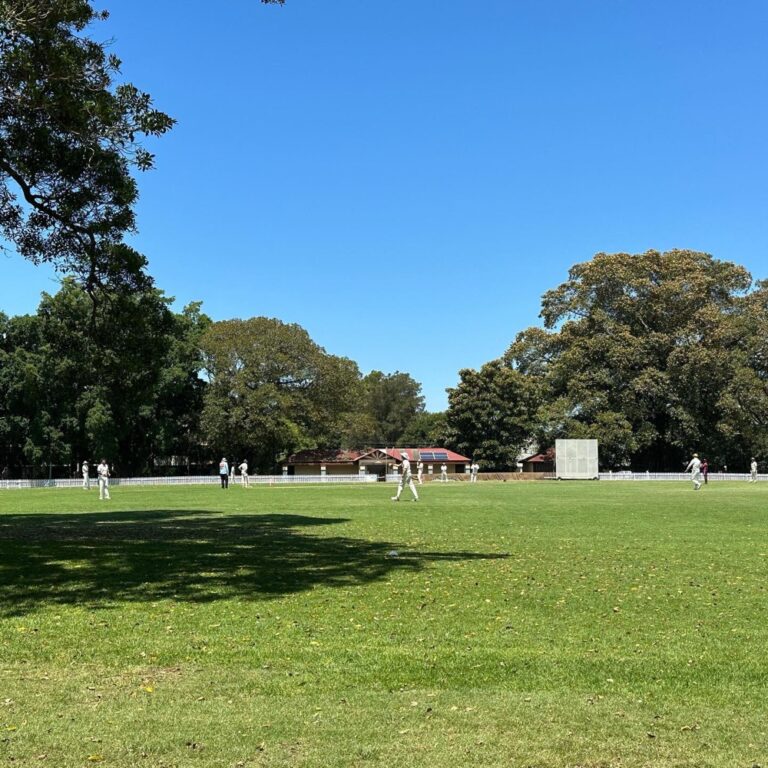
[2,249,767,478]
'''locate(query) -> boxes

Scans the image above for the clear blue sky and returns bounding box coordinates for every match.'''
[2,0,767,410]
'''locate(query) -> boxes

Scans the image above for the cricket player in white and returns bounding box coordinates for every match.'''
[749,458,758,482]
[470,461,479,483]
[97,459,111,500]
[440,463,448,482]
[392,452,419,501]
[416,460,424,485]
[81,460,90,490]
[239,460,249,487]
[685,453,702,491]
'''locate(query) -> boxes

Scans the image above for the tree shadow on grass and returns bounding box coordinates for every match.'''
[0,510,507,617]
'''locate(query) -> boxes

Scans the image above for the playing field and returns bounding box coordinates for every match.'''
[0,481,766,767]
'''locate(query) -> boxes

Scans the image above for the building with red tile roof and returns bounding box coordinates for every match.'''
[286,447,470,478]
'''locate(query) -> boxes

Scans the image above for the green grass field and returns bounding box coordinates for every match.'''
[1,480,766,767]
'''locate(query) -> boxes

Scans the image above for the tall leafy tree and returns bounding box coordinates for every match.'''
[507,250,756,469]
[446,360,542,469]
[0,280,209,476]
[0,0,283,291]
[200,318,360,472]
[716,281,768,460]
[398,411,450,448]
[0,1,173,293]
[345,371,425,447]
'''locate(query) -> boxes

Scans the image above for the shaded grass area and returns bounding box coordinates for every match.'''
[1,482,767,766]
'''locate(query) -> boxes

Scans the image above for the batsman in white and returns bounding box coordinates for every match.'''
[685,453,702,491]
[392,451,419,502]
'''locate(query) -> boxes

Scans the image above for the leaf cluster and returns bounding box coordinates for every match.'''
[0,0,173,291]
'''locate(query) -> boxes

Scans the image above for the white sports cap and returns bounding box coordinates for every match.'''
[400,451,408,458]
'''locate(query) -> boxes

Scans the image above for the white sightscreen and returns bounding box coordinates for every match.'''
[555,439,599,479]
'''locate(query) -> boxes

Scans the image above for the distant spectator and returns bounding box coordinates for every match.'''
[219,457,229,489]
[701,459,709,485]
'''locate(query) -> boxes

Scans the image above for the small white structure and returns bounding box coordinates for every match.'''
[555,439,599,480]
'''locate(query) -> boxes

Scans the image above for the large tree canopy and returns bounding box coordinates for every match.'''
[344,371,426,448]
[506,250,759,469]
[199,318,360,472]
[446,360,542,470]
[0,279,209,476]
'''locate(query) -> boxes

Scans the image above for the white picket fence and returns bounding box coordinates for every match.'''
[1,472,763,490]
[0,474,379,490]
[598,472,761,482]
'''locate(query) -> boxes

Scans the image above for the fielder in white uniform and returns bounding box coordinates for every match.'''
[416,460,424,485]
[392,452,419,501]
[685,453,702,491]
[749,458,758,482]
[97,459,111,500]
[440,463,448,482]
[239,460,249,487]
[82,460,90,490]
[470,461,479,483]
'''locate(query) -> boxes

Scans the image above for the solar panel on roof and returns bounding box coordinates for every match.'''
[433,452,449,460]
[420,451,435,460]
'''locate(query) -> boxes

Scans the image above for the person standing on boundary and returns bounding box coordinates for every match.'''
[392,451,419,502]
[416,460,424,485]
[97,458,111,500]
[440,463,448,482]
[701,458,709,485]
[81,460,90,491]
[470,460,479,483]
[685,453,702,491]
[749,457,758,483]
[219,457,229,488]
[239,459,249,488]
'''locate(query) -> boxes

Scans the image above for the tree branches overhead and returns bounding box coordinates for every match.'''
[0,0,173,291]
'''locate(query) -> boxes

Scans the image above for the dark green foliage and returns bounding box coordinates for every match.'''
[199,317,361,472]
[446,360,542,469]
[398,411,449,448]
[345,370,426,448]
[0,280,209,476]
[507,250,763,469]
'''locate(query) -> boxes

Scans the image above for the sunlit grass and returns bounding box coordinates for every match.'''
[1,481,766,766]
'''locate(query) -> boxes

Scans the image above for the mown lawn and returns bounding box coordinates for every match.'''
[0,480,766,767]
